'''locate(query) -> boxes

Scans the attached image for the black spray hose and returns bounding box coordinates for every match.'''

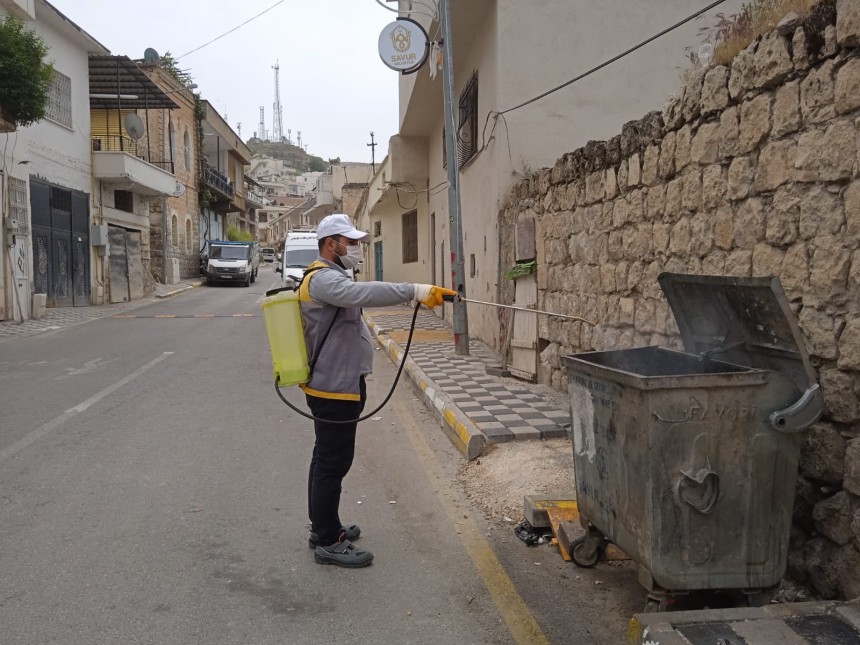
[274,301,422,424]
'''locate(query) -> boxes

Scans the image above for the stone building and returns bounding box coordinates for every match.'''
[138,60,200,283]
[499,0,860,599]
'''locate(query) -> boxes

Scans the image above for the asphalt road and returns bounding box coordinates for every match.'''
[0,265,641,644]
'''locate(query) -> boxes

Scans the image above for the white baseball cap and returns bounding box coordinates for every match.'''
[316,214,369,242]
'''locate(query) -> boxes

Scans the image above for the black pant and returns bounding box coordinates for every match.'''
[306,377,367,546]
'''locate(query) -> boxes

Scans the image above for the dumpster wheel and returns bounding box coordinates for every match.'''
[571,536,604,568]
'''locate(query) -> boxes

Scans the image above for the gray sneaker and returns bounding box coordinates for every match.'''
[314,538,374,568]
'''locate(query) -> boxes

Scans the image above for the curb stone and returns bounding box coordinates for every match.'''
[155,280,203,298]
[365,316,487,460]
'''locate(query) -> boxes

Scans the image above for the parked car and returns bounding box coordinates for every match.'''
[204,240,259,287]
[261,247,276,263]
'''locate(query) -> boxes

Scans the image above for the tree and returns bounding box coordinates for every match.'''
[0,15,54,128]
[308,156,327,172]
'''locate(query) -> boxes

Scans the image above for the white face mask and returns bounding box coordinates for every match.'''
[336,241,363,270]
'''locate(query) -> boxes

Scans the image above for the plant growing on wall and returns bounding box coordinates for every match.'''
[194,95,210,208]
[159,51,195,88]
[0,15,54,129]
[696,0,816,65]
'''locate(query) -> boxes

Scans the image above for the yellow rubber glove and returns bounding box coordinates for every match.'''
[413,284,458,308]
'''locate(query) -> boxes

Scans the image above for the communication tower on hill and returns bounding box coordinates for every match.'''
[272,60,284,143]
[258,106,266,141]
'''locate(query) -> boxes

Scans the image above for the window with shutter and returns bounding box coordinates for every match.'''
[458,72,478,168]
[402,210,418,264]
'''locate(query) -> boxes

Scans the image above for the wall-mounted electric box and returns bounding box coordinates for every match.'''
[91,224,109,246]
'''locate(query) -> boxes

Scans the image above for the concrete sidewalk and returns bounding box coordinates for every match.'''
[0,279,202,344]
[363,305,570,460]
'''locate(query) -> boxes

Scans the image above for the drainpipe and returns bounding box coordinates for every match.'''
[162,196,168,282]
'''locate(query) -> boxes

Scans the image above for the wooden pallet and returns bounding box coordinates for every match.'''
[544,502,629,562]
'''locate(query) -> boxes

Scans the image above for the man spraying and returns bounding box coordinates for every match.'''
[298,214,456,568]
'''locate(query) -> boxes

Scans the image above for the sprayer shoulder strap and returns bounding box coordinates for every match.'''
[298,265,341,375]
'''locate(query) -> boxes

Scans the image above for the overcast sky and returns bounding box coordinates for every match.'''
[51,0,401,163]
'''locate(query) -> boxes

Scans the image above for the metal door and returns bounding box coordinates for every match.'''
[49,187,73,307]
[509,274,538,381]
[126,231,143,300]
[30,180,51,301]
[374,241,383,281]
[108,226,129,303]
[30,180,89,308]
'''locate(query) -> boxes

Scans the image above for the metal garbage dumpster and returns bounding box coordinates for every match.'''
[561,273,824,606]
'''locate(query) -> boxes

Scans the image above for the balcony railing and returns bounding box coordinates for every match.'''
[245,187,268,206]
[92,135,175,174]
[203,165,234,198]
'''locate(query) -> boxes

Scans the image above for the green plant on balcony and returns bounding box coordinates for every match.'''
[0,15,54,130]
[226,226,253,242]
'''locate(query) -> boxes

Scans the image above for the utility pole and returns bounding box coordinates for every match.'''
[367,131,377,174]
[440,0,470,355]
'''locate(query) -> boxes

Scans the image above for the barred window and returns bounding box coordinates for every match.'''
[9,177,28,227]
[374,221,382,237]
[458,72,478,167]
[402,210,418,264]
[45,71,73,129]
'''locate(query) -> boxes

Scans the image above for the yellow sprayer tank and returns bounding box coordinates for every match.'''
[262,287,309,387]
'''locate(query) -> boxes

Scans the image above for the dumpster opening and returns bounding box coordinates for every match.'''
[575,346,751,378]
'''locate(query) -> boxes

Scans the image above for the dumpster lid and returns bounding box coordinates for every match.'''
[658,273,817,392]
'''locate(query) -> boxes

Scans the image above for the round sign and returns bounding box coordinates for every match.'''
[378,17,429,74]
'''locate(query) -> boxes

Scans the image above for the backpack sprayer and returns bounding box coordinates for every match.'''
[262,285,425,425]
[262,288,594,425]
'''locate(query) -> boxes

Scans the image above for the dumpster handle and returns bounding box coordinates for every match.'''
[769,384,824,433]
[678,468,720,514]
[652,411,689,424]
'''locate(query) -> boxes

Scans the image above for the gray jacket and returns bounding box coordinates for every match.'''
[298,259,414,400]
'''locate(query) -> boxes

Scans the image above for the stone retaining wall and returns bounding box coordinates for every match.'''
[501,0,860,598]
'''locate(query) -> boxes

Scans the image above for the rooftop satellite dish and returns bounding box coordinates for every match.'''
[124,113,146,140]
[143,48,160,63]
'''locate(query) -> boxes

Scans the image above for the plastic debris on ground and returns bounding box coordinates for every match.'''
[513,519,552,546]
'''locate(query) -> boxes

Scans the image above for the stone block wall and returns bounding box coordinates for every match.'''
[501,0,860,598]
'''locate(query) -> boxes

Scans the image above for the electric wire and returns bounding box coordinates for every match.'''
[275,301,422,424]
[176,0,287,60]
[472,0,727,166]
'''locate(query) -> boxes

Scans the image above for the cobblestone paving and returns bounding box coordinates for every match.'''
[365,305,570,443]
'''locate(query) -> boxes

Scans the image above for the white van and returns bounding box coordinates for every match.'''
[205,240,259,287]
[277,230,319,289]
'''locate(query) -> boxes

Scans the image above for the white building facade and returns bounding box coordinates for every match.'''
[0,0,108,320]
